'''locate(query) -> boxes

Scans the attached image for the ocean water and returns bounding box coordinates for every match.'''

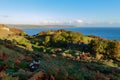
[22,27,120,40]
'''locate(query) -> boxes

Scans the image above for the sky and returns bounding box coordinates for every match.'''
[0,0,120,26]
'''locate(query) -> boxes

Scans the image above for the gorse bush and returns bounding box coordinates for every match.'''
[90,39,120,60]
[2,74,19,80]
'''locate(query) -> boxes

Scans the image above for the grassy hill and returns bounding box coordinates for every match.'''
[0,24,120,80]
[0,24,26,38]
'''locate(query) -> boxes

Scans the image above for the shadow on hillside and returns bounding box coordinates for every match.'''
[0,39,38,56]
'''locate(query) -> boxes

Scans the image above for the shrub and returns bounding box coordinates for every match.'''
[3,74,19,80]
[17,61,29,69]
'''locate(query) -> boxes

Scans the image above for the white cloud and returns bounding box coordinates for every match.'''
[76,19,83,23]
[39,20,63,25]
[38,19,85,25]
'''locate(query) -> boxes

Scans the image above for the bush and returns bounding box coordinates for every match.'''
[3,74,19,80]
[17,61,29,69]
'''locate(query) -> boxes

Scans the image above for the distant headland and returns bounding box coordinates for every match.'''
[6,24,76,29]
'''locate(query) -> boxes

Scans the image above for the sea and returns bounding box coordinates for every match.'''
[22,27,120,41]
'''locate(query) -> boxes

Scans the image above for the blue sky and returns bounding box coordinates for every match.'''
[0,0,120,26]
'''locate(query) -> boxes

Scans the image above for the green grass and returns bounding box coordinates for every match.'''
[38,53,120,80]
[82,36,93,44]
[0,45,18,54]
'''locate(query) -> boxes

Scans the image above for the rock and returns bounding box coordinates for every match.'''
[51,54,57,57]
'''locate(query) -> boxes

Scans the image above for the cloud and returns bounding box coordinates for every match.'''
[76,19,83,23]
[40,20,61,24]
[38,19,85,25]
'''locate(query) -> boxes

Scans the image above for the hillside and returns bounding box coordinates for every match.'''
[0,24,13,37]
[0,24,26,38]
[0,25,120,80]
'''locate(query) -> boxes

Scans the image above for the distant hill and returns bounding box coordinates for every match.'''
[7,24,76,28]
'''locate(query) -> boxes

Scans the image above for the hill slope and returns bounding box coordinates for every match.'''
[0,24,26,38]
[0,24,120,80]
